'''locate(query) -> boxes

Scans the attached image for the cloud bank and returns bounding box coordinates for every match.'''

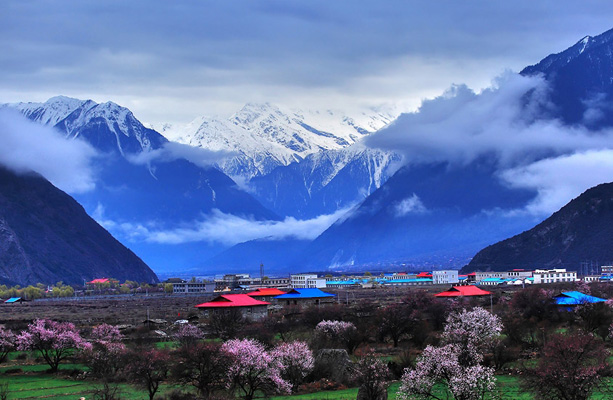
[94,205,354,246]
[127,141,235,168]
[3,2,613,124]
[366,73,613,217]
[0,109,98,193]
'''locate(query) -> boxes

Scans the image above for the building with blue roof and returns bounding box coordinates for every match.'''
[275,288,335,307]
[554,291,607,311]
[4,297,24,304]
[382,278,432,286]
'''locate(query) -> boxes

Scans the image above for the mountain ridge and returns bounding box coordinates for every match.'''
[463,182,613,273]
[0,166,158,286]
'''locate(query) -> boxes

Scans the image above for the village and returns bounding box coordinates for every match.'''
[2,265,613,399]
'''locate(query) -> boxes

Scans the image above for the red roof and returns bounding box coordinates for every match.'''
[195,294,270,308]
[88,278,110,284]
[247,288,286,297]
[435,285,492,297]
[416,272,432,278]
[467,272,476,276]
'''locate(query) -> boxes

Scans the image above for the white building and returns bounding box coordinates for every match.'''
[533,269,577,284]
[290,274,327,288]
[172,281,216,294]
[432,270,459,285]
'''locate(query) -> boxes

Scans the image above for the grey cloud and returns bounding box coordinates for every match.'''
[3,2,613,124]
[0,109,98,193]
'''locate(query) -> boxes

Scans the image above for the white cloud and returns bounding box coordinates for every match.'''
[367,73,613,167]
[0,109,98,193]
[126,141,235,168]
[366,73,613,217]
[94,206,354,246]
[500,150,613,216]
[394,194,427,216]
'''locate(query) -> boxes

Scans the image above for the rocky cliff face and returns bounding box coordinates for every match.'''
[0,167,158,286]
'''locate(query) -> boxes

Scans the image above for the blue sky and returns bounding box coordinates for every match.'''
[3,1,613,124]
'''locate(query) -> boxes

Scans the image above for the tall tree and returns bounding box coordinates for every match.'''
[222,338,290,400]
[17,319,91,372]
[523,333,609,400]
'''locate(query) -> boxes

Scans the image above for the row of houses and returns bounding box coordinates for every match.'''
[194,288,336,320]
[169,265,613,295]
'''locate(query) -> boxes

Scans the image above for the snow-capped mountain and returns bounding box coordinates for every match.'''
[2,96,281,274]
[521,27,613,127]
[6,96,167,154]
[248,144,401,218]
[157,103,395,179]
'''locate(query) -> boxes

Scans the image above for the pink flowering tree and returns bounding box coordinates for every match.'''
[173,323,204,346]
[222,338,291,400]
[0,326,16,363]
[442,307,503,366]
[523,333,609,400]
[398,344,496,400]
[171,342,232,399]
[124,348,171,400]
[17,319,91,372]
[83,323,125,379]
[315,320,361,354]
[270,341,314,390]
[354,350,391,400]
[91,323,123,345]
[398,308,502,400]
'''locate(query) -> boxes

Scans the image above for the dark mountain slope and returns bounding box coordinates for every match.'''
[464,182,613,272]
[521,28,613,127]
[0,167,158,286]
[294,161,536,271]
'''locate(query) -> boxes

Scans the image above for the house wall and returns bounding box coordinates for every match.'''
[432,270,459,285]
[199,305,268,320]
[533,269,577,284]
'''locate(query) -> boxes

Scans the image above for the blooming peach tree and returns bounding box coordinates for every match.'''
[315,320,361,353]
[173,323,204,346]
[222,338,291,400]
[442,307,503,366]
[355,350,391,400]
[398,308,502,400]
[271,340,314,390]
[0,326,16,363]
[172,342,232,399]
[84,323,125,379]
[17,319,91,372]
[91,323,123,345]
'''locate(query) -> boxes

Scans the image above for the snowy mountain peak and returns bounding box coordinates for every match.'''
[4,97,167,155]
[6,96,88,126]
[171,102,396,179]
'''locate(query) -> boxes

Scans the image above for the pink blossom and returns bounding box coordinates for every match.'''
[355,350,390,399]
[173,323,204,345]
[271,341,314,389]
[92,323,123,343]
[399,344,496,400]
[315,320,361,353]
[17,319,90,372]
[315,320,356,336]
[0,326,16,363]
[222,338,291,400]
